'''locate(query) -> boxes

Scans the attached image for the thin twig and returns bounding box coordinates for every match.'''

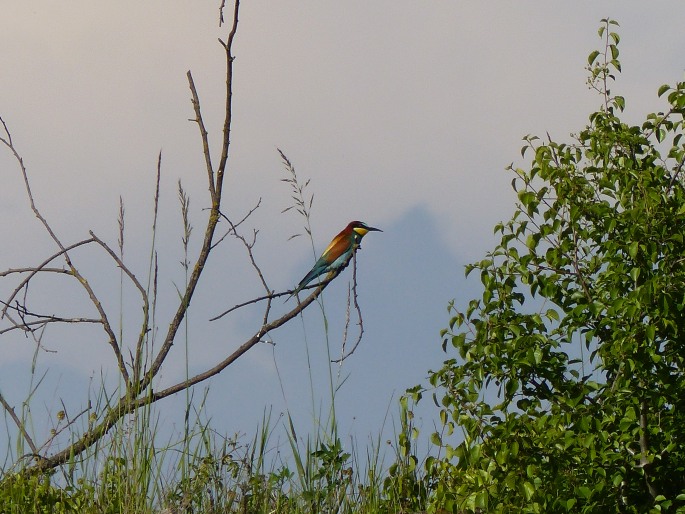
[668,152,685,191]
[337,284,352,364]
[0,267,70,278]
[1,238,95,319]
[218,0,227,26]
[0,117,65,252]
[0,391,38,456]
[210,279,331,321]
[215,0,240,200]
[187,73,216,200]
[0,299,101,335]
[331,253,365,363]
[211,198,261,250]
[89,231,151,391]
[218,210,270,292]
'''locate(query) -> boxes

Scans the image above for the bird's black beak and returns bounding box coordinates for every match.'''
[367,226,382,232]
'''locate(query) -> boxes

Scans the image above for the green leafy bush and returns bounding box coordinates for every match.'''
[421,19,685,513]
[0,472,92,514]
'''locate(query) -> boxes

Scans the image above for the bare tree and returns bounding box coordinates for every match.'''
[0,0,360,474]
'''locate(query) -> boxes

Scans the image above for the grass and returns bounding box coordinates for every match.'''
[0,391,431,513]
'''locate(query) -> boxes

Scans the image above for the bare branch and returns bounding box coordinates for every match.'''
[218,0,227,26]
[210,277,332,321]
[0,298,101,336]
[187,71,216,200]
[332,253,365,363]
[89,231,151,387]
[0,267,70,278]
[143,0,240,391]
[217,210,270,293]
[215,0,240,201]
[0,391,38,456]
[211,198,261,250]
[0,116,65,252]
[139,270,335,403]
[1,238,96,319]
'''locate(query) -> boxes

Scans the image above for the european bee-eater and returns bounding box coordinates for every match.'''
[290,221,382,297]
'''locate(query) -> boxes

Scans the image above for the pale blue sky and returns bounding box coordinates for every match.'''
[1,1,684,465]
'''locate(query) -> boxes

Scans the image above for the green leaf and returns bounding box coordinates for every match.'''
[645,324,656,342]
[628,241,639,259]
[614,95,625,111]
[578,486,591,499]
[630,267,640,283]
[610,44,619,60]
[588,50,600,65]
[522,481,535,501]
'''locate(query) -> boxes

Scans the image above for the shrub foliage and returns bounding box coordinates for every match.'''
[425,19,685,513]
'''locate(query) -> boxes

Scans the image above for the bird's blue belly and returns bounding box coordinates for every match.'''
[329,251,352,271]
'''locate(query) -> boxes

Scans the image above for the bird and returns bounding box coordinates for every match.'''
[289,221,382,298]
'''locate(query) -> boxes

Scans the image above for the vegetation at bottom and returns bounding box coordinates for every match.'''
[3,17,685,514]
[0,399,428,514]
